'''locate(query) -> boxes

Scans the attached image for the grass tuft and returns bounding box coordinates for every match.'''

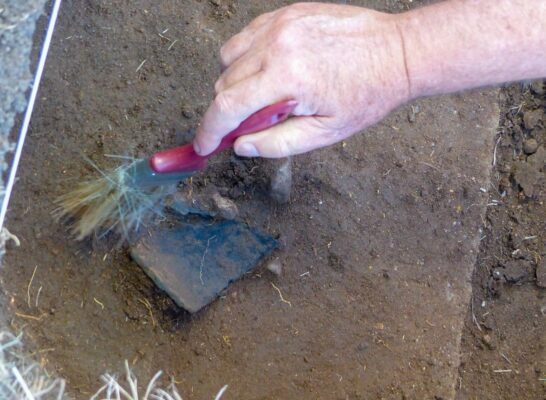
[91,360,228,400]
[0,332,65,400]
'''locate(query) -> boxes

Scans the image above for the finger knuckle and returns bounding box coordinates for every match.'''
[283,57,307,85]
[288,3,309,12]
[214,79,224,95]
[276,137,292,158]
[219,43,233,65]
[214,91,236,116]
[276,5,301,21]
[271,25,296,52]
[249,11,272,28]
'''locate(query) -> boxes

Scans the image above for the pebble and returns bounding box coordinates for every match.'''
[407,105,420,123]
[211,193,239,220]
[266,259,282,276]
[482,334,495,350]
[270,158,292,204]
[181,105,194,119]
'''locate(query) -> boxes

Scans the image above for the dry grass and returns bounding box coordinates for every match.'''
[91,360,228,400]
[0,332,65,399]
[0,331,228,400]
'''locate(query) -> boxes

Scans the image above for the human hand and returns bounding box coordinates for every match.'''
[193,2,412,158]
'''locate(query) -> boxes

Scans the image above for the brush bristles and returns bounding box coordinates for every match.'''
[54,161,172,240]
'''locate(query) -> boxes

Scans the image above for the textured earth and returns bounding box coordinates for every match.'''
[1,1,544,399]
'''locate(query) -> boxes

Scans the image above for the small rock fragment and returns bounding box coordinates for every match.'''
[523,138,539,155]
[212,192,239,220]
[180,104,194,119]
[407,105,420,123]
[270,158,292,204]
[266,259,282,276]
[482,334,495,350]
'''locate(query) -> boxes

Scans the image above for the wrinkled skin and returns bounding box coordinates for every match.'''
[194,3,410,158]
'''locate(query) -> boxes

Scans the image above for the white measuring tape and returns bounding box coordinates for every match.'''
[0,0,62,231]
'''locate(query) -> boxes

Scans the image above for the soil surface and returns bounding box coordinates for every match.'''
[457,82,546,399]
[0,1,543,399]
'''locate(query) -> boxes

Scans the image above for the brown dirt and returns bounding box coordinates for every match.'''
[457,82,546,400]
[1,1,543,399]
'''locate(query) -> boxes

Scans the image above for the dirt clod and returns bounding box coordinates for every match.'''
[500,260,535,284]
[513,145,545,197]
[523,109,543,130]
[530,80,545,95]
[523,138,539,154]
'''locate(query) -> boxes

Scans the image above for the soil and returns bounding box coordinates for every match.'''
[457,82,546,399]
[0,1,544,399]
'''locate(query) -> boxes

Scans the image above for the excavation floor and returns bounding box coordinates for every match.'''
[2,1,543,399]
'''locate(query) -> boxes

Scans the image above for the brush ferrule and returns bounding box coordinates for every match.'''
[130,159,192,188]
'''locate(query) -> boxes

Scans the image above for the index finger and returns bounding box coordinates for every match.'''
[194,72,290,156]
[220,11,276,68]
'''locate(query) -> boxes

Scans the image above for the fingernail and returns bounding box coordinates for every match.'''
[193,141,202,155]
[237,143,259,157]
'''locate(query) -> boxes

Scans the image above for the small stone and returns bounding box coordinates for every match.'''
[356,341,369,352]
[211,192,239,220]
[482,334,495,350]
[181,105,194,119]
[523,138,539,155]
[536,258,546,288]
[481,313,495,330]
[270,158,292,204]
[523,109,543,130]
[266,259,282,276]
[407,105,420,123]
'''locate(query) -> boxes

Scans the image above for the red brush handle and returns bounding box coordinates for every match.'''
[150,100,297,174]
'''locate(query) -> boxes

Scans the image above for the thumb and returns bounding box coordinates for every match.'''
[234,117,333,158]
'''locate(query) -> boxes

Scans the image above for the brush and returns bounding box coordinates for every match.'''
[54,100,297,240]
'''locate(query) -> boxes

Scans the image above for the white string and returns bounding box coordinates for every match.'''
[0,0,62,231]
